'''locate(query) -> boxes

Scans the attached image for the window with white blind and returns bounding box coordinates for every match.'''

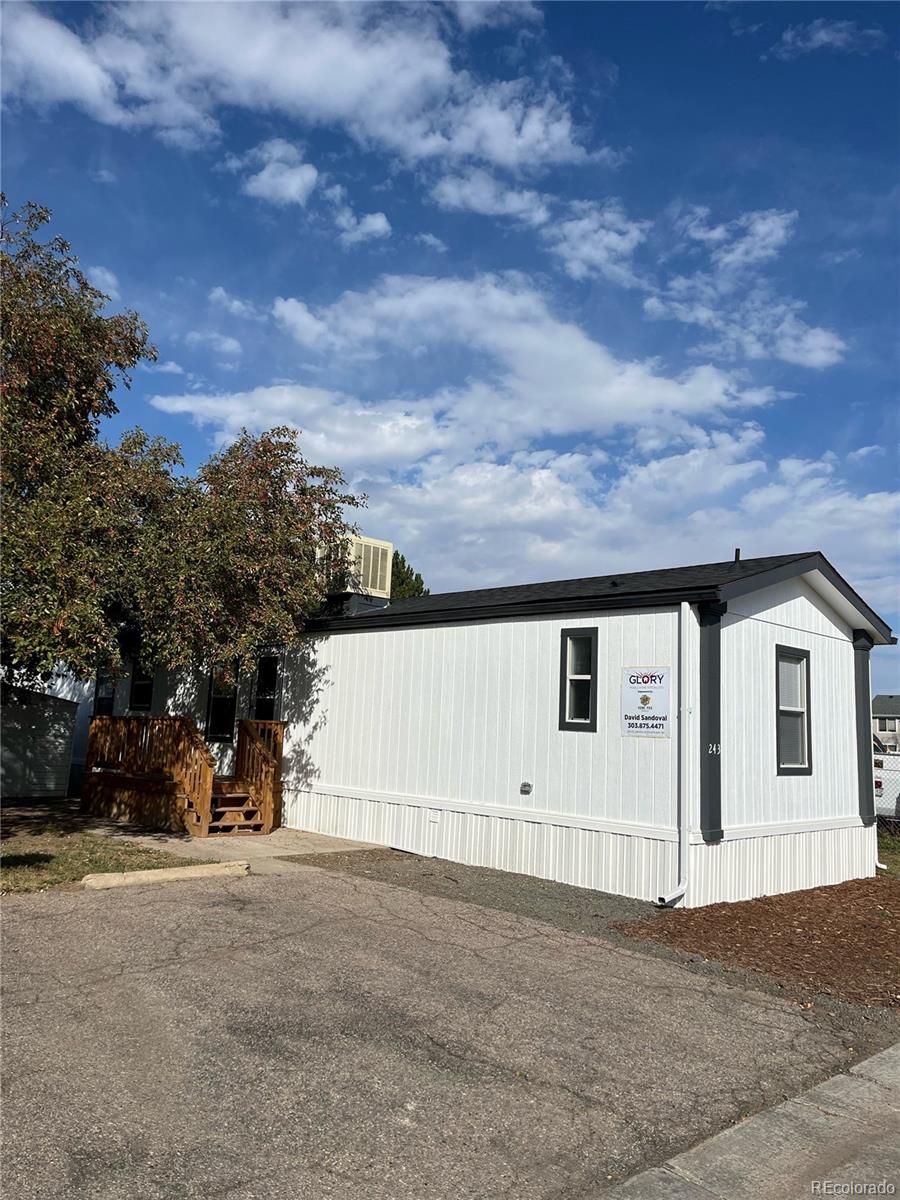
[776,646,812,775]
[559,628,598,732]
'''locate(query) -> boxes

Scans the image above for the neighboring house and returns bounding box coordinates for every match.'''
[95,549,894,907]
[43,671,96,794]
[1,687,80,798]
[872,695,900,752]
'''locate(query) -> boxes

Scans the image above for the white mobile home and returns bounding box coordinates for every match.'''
[101,551,893,906]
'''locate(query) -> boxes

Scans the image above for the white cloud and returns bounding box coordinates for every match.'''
[847,445,885,463]
[334,209,392,247]
[2,4,127,126]
[184,331,242,357]
[320,183,392,247]
[92,167,117,184]
[445,2,542,33]
[2,2,592,169]
[764,20,888,62]
[415,232,448,253]
[224,139,318,207]
[647,206,846,369]
[432,168,551,227]
[272,299,331,349]
[257,273,775,458]
[87,265,121,301]
[149,371,899,624]
[209,286,264,321]
[709,209,797,272]
[541,200,650,286]
[149,269,896,644]
[141,359,185,376]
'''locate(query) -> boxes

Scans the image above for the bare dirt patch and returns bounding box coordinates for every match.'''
[282,846,657,935]
[618,875,900,1008]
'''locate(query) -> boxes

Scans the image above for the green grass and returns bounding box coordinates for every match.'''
[0,826,202,894]
[878,828,900,881]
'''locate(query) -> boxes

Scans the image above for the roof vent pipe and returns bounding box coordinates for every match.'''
[734,547,741,562]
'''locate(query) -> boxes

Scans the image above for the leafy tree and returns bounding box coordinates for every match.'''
[1,198,362,685]
[391,550,429,600]
[1,198,154,498]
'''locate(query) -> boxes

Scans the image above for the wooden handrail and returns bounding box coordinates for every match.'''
[84,716,215,832]
[83,715,283,836]
[244,719,285,764]
[236,720,283,833]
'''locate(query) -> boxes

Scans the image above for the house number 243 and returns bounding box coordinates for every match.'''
[707,743,721,755]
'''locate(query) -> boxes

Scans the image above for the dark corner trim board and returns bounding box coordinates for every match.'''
[774,644,813,777]
[853,629,876,826]
[558,627,599,733]
[698,600,727,843]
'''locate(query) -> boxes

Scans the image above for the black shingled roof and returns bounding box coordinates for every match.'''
[873,695,900,716]
[312,551,854,632]
[376,552,809,617]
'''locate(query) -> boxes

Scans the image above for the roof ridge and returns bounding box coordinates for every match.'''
[390,551,818,605]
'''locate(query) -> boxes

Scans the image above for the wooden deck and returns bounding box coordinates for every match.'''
[82,716,285,837]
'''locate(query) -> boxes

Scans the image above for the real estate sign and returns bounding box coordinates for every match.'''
[621,668,670,737]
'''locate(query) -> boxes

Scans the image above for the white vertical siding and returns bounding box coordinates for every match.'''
[721,578,858,830]
[287,789,677,903]
[281,608,680,834]
[686,824,875,906]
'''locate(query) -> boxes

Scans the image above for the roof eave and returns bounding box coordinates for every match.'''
[719,552,894,645]
[309,584,722,634]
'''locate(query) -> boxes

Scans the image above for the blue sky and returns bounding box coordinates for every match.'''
[3,1,898,686]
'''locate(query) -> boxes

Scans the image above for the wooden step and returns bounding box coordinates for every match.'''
[211,807,261,823]
[213,776,252,796]
[206,822,266,836]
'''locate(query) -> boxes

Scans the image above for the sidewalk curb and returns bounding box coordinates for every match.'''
[82,860,251,889]
[607,1042,900,1198]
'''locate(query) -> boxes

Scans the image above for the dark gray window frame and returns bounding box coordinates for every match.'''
[853,630,876,826]
[775,644,812,776]
[252,653,282,721]
[558,628,599,733]
[128,663,154,712]
[206,668,240,743]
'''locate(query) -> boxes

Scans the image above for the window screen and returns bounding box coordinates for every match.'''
[776,647,811,775]
[559,629,598,732]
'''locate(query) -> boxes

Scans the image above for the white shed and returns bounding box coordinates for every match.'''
[1,688,79,798]
[277,551,893,906]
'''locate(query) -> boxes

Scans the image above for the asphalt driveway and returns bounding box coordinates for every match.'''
[1,865,890,1199]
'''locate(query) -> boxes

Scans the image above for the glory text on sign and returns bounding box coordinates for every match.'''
[621,668,670,737]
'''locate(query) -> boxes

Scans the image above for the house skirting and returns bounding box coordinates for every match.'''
[284,788,676,903]
[684,823,876,906]
[285,788,877,907]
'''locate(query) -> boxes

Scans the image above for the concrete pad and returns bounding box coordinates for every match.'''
[607,1042,900,1200]
[797,1070,900,1125]
[852,1041,900,1088]
[608,1167,718,1198]
[82,860,250,889]
[92,824,376,875]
